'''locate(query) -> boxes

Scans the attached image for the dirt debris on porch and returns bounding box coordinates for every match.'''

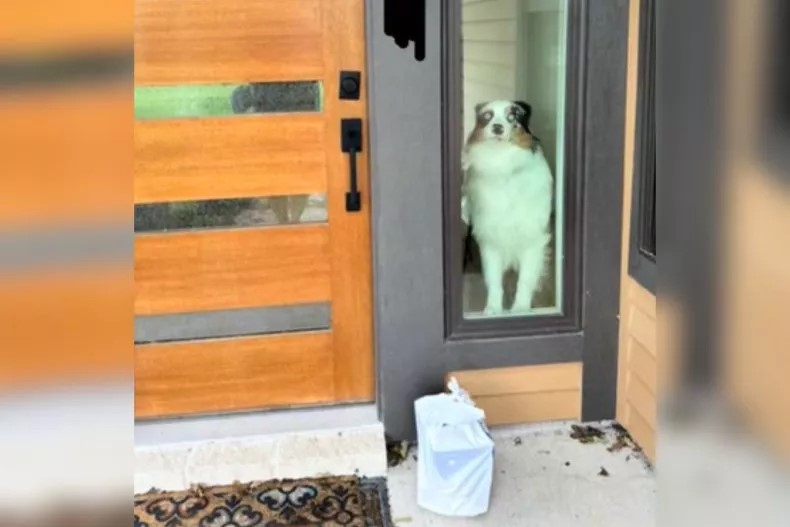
[386,439,414,468]
[387,421,655,526]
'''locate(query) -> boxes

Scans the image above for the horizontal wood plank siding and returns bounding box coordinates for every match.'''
[448,363,582,426]
[616,0,657,463]
[461,0,519,138]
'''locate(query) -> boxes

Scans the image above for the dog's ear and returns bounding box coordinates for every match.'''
[474,102,487,115]
[514,100,533,133]
[514,101,532,122]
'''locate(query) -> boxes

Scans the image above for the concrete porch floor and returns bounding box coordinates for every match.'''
[387,422,656,526]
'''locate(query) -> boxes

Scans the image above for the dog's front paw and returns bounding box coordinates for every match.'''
[483,304,503,316]
[509,303,532,314]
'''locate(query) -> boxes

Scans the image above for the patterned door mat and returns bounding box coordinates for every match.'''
[134,476,391,527]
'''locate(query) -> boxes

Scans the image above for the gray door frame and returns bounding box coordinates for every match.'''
[366,0,629,440]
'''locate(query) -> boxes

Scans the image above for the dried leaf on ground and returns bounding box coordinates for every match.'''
[387,440,411,467]
[570,424,605,444]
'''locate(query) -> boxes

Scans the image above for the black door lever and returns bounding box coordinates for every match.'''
[341,118,363,212]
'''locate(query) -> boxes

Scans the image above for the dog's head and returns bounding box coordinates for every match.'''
[468,100,536,150]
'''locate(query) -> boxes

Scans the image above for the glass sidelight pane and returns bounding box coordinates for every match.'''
[460,0,568,319]
[135,194,327,233]
[135,303,331,344]
[134,81,322,120]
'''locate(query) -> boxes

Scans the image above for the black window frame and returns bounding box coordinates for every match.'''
[441,0,587,340]
[760,0,790,182]
[629,0,656,294]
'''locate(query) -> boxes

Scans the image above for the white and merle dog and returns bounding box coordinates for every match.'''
[462,100,553,315]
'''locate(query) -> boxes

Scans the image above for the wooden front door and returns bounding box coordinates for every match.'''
[134,0,373,418]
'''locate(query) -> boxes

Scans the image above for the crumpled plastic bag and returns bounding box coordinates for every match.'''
[414,377,495,517]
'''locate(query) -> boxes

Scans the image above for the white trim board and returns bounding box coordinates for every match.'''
[135,404,386,493]
[135,404,380,446]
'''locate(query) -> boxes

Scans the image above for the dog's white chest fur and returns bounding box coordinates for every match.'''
[464,140,553,313]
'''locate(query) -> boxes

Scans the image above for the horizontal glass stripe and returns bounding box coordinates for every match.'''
[0,48,132,89]
[0,223,130,270]
[135,303,331,344]
[135,81,322,120]
[134,195,327,233]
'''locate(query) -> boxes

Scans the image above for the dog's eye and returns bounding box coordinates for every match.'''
[479,110,493,122]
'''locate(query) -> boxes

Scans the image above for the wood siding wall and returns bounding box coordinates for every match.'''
[447,362,582,426]
[461,0,520,138]
[615,0,657,462]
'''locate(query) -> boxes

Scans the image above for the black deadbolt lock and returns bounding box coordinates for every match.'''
[339,71,361,100]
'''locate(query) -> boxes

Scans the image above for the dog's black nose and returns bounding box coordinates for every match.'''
[492,124,504,135]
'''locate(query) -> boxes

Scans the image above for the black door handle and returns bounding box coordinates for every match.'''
[341,118,363,212]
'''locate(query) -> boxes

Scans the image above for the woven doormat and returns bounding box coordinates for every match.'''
[134,476,391,527]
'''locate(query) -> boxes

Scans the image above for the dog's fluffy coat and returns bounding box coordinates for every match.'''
[462,100,553,314]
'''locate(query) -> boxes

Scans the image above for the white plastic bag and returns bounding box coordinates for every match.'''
[415,377,495,517]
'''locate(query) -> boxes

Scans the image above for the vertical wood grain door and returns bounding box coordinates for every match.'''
[133,0,373,418]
